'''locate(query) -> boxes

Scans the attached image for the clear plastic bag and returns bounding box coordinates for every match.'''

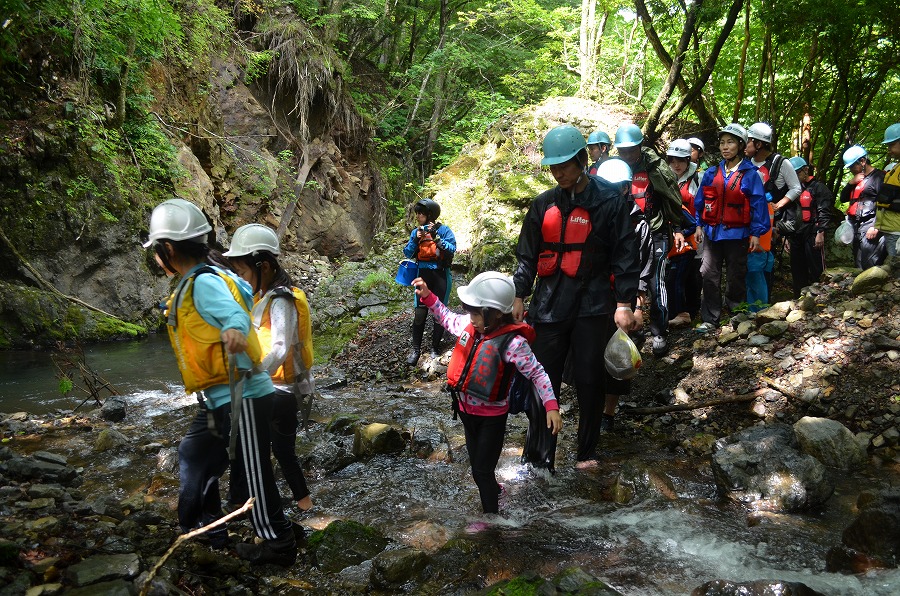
[604,328,642,381]
[834,218,853,245]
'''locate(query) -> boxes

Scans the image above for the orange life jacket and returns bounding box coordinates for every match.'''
[700,166,750,227]
[631,171,652,213]
[447,322,534,404]
[254,287,313,385]
[538,204,593,277]
[667,204,698,258]
[756,203,775,252]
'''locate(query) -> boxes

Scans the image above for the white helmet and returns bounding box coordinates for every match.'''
[748,122,773,144]
[223,224,281,257]
[687,137,705,152]
[718,123,748,145]
[457,272,516,314]
[143,198,211,247]
[596,158,633,185]
[666,139,692,159]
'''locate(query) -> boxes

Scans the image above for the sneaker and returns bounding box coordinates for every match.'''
[694,322,716,333]
[651,335,667,356]
[600,413,615,432]
[235,540,297,567]
[406,349,421,365]
[670,312,692,327]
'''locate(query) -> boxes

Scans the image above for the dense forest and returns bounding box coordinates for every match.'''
[2,0,898,215]
[0,0,898,345]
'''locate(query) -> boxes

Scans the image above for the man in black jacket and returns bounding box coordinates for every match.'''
[513,124,639,469]
[777,157,832,297]
[840,145,886,268]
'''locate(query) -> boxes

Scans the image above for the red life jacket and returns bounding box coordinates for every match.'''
[447,322,534,404]
[700,166,750,227]
[679,178,696,216]
[847,176,869,217]
[631,171,652,213]
[798,187,814,223]
[538,204,593,277]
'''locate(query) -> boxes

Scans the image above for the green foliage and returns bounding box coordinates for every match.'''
[58,376,74,396]
[355,271,393,294]
[245,49,277,84]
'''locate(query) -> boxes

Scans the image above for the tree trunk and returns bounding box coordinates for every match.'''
[732,0,750,122]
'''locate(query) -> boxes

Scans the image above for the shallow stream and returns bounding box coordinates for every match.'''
[2,338,899,595]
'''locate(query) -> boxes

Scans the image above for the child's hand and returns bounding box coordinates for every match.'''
[546,409,562,435]
[221,328,248,354]
[412,277,431,299]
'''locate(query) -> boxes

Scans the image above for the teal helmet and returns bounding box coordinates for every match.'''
[614,124,644,148]
[596,158,632,185]
[587,130,611,146]
[883,123,900,145]
[788,156,808,171]
[788,155,809,172]
[541,125,587,166]
[842,145,867,169]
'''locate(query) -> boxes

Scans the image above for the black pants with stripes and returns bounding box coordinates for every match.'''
[179,396,295,549]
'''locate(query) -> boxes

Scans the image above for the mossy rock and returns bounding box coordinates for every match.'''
[307,519,389,574]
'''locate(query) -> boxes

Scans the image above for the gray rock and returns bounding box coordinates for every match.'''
[311,519,390,574]
[873,334,900,350]
[96,428,129,452]
[370,547,429,587]
[353,423,406,457]
[759,320,789,337]
[100,398,127,422]
[827,490,900,573]
[792,417,866,469]
[737,320,755,337]
[821,328,841,340]
[64,553,141,586]
[2,455,79,484]
[851,266,889,295]
[64,580,134,596]
[756,301,792,323]
[33,451,67,466]
[611,459,678,504]
[553,567,622,594]
[748,334,770,346]
[712,424,833,512]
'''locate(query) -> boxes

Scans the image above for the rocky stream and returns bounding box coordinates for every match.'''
[2,256,900,596]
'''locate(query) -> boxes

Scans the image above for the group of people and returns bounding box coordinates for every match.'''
[144,200,315,566]
[399,119,900,515]
[144,118,900,551]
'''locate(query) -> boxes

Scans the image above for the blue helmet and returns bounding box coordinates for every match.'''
[842,145,867,169]
[883,123,900,145]
[788,156,808,171]
[614,124,644,148]
[541,125,587,166]
[587,130,611,146]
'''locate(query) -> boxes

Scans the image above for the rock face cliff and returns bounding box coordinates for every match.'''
[0,14,385,348]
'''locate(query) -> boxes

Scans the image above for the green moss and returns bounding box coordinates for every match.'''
[95,317,148,339]
[313,319,361,363]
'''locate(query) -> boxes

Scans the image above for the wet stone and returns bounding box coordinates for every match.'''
[64,553,141,587]
[821,329,841,340]
[748,335,770,346]
[370,548,429,588]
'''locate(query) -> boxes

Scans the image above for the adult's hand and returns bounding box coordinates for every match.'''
[814,231,825,250]
[695,226,703,244]
[614,307,637,332]
[512,297,525,323]
[221,328,248,354]
[673,231,686,252]
[866,227,879,241]
[749,235,761,252]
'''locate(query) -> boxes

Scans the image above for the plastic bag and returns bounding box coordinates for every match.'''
[834,218,853,245]
[506,370,531,415]
[604,328,642,381]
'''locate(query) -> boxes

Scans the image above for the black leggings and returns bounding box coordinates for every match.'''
[458,410,508,514]
[413,267,448,349]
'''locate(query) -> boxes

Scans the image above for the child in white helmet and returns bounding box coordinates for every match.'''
[410,272,561,514]
[144,199,297,566]
[224,224,315,515]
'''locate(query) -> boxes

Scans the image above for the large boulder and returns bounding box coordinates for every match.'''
[792,417,866,470]
[353,423,406,457]
[711,424,833,512]
[851,266,889,295]
[308,519,390,574]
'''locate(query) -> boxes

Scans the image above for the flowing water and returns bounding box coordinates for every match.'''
[2,338,899,595]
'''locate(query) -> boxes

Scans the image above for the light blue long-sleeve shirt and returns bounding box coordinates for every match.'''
[182,263,274,408]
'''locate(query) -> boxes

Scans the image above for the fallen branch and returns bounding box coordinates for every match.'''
[622,391,760,415]
[0,225,122,320]
[138,498,255,596]
[760,376,799,400]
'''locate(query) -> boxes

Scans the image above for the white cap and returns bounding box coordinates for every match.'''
[223,224,281,257]
[143,198,211,248]
[457,272,516,313]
